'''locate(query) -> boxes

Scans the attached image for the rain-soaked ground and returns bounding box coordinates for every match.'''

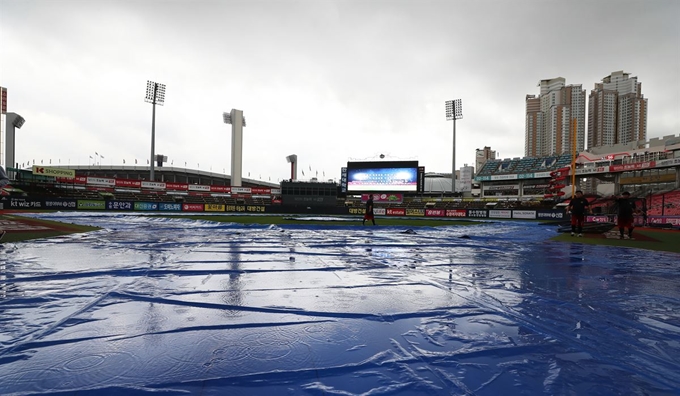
[1,212,679,396]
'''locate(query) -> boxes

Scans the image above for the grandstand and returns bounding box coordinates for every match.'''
[1,133,678,226]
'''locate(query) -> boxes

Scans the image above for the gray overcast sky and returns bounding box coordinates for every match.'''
[1,0,679,183]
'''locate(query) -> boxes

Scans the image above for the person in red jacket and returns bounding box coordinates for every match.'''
[362,195,376,226]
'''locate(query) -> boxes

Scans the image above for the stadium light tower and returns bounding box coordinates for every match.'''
[286,154,298,180]
[223,109,246,187]
[445,99,463,194]
[145,80,166,181]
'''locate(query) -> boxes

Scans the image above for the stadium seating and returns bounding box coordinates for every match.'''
[647,189,680,216]
[476,160,501,176]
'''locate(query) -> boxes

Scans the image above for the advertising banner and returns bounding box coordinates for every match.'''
[9,198,44,209]
[490,174,518,181]
[210,186,230,193]
[159,203,182,211]
[44,199,77,209]
[188,184,211,192]
[512,210,536,219]
[55,176,88,184]
[536,210,565,220]
[78,200,106,210]
[446,209,467,217]
[231,187,252,194]
[467,209,488,218]
[655,158,680,167]
[205,204,225,212]
[386,208,406,216]
[425,209,445,217]
[182,203,204,212]
[348,208,365,215]
[340,167,348,193]
[106,201,133,210]
[489,210,512,219]
[648,216,680,226]
[87,177,115,187]
[225,205,247,212]
[361,193,403,204]
[251,188,272,194]
[373,208,386,216]
[166,182,188,191]
[587,215,612,223]
[141,181,166,190]
[575,166,607,176]
[245,205,266,213]
[134,202,158,211]
[405,208,425,216]
[32,166,76,178]
[485,184,519,191]
[609,161,655,172]
[115,179,142,188]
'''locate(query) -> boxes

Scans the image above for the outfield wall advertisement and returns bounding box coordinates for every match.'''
[0,197,619,223]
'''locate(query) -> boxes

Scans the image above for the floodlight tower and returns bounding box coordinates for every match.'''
[145,80,166,181]
[445,99,463,194]
[286,154,298,180]
[4,112,25,179]
[223,109,246,187]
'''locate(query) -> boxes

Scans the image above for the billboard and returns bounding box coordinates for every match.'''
[346,161,419,193]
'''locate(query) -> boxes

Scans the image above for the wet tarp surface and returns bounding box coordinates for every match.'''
[1,213,679,395]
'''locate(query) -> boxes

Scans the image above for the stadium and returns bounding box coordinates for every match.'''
[2,131,679,226]
[2,97,680,395]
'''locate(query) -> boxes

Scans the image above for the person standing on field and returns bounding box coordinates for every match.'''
[363,195,376,226]
[616,191,636,240]
[567,190,590,237]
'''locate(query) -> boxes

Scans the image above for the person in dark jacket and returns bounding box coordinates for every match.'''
[567,190,590,237]
[616,191,636,240]
[362,195,376,226]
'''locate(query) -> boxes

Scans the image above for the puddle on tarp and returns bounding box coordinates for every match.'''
[1,212,679,395]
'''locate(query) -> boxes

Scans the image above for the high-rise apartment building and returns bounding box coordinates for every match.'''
[525,78,586,157]
[475,146,496,174]
[588,71,647,149]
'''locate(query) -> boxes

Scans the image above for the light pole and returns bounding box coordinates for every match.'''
[145,80,166,181]
[223,109,246,187]
[286,154,298,180]
[445,99,463,195]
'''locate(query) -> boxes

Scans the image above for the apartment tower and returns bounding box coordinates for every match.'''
[525,78,586,157]
[475,146,497,174]
[588,70,647,148]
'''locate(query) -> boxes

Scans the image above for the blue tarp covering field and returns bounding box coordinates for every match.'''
[1,213,679,395]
